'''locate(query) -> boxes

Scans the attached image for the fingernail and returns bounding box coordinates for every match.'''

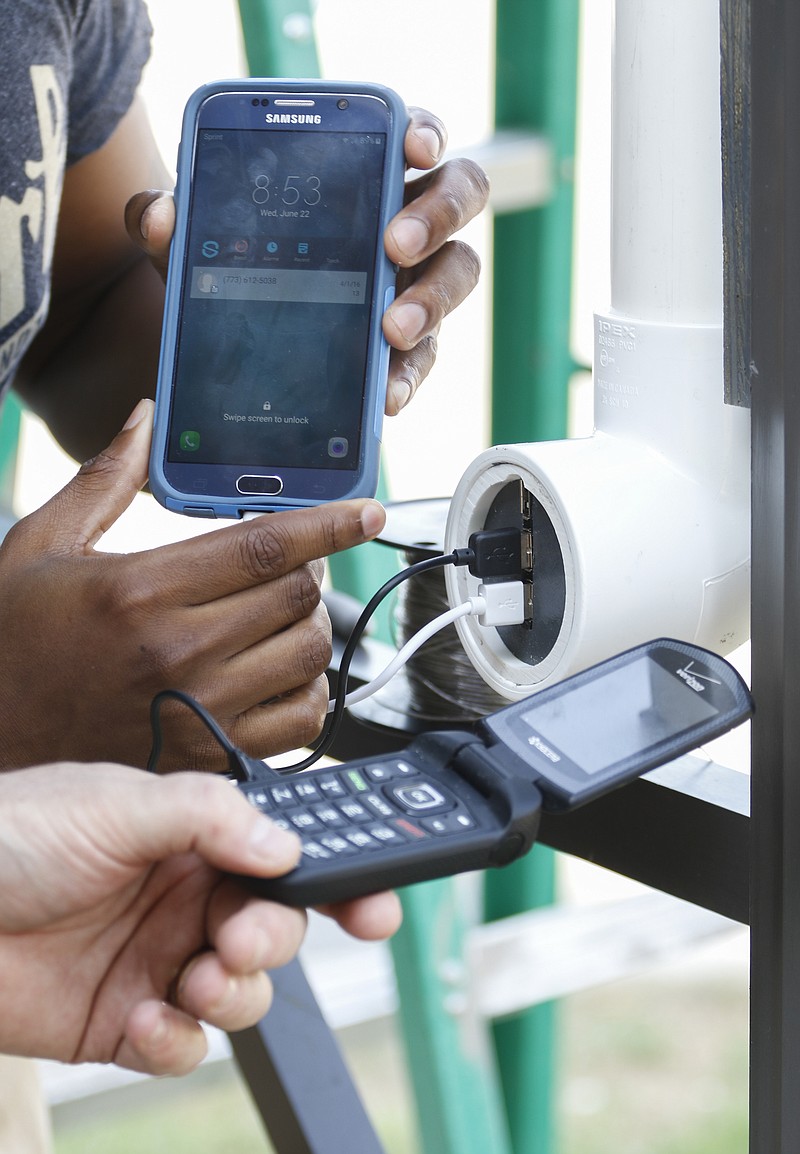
[248,925,273,971]
[139,200,155,241]
[389,216,430,263]
[249,816,300,864]
[387,377,413,414]
[210,976,238,1015]
[139,195,164,241]
[147,1011,169,1049]
[123,398,150,431]
[360,500,385,539]
[388,301,428,345]
[414,126,443,164]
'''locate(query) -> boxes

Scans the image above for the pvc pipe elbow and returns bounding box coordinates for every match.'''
[444,432,750,700]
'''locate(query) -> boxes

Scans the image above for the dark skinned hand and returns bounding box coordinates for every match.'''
[0,400,387,771]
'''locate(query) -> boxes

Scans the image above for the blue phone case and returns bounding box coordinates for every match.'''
[150,79,409,518]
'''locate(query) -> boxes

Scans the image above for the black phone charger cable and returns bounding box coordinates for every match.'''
[148,525,530,777]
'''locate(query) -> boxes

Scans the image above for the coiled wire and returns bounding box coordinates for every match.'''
[390,548,509,723]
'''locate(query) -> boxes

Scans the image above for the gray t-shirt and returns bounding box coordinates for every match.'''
[0,0,153,396]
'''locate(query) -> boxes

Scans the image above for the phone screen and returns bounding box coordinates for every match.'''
[517,655,719,774]
[167,125,388,474]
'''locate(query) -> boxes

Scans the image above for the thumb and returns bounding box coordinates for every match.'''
[129,772,302,878]
[31,399,154,554]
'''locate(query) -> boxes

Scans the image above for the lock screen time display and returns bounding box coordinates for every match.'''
[167,126,387,471]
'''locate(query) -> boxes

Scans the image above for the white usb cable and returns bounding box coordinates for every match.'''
[328,580,526,713]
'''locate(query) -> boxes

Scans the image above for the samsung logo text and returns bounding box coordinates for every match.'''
[265,113,322,124]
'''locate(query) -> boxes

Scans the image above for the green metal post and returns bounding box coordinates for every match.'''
[233,8,580,1153]
[236,0,399,637]
[484,849,559,1152]
[235,10,512,1151]
[492,0,580,443]
[390,880,513,1154]
[487,2,580,1152]
[0,392,22,515]
[237,0,319,77]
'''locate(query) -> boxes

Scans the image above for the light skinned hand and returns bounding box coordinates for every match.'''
[0,762,401,1074]
[0,399,386,771]
[125,105,489,417]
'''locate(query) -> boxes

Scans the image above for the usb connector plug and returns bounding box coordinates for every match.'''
[471,581,526,627]
[452,527,533,581]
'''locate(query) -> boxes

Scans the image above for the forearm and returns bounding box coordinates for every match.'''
[15,253,165,462]
[13,96,171,460]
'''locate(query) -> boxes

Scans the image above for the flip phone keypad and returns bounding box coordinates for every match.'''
[242,759,478,863]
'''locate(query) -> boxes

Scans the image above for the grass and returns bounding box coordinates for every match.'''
[52,975,747,1154]
[52,1017,419,1154]
[557,976,748,1154]
[53,1068,274,1154]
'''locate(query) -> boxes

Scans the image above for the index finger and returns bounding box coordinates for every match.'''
[316,890,403,941]
[145,499,386,604]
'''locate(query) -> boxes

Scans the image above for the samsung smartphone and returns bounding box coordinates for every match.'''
[150,80,408,517]
[235,639,752,906]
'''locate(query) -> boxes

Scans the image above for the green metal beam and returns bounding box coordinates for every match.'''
[488,3,581,1152]
[484,848,559,1153]
[492,0,581,444]
[0,391,22,515]
[235,1,400,637]
[233,8,579,1154]
[237,0,319,77]
[390,880,513,1154]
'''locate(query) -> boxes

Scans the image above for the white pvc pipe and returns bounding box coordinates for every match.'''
[598,0,746,491]
[610,0,723,323]
[444,0,750,699]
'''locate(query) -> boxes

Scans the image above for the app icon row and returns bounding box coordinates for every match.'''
[200,238,310,260]
[179,429,349,458]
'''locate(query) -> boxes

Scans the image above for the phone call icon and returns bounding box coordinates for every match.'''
[180,430,201,452]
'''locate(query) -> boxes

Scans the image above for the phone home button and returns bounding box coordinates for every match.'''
[237,474,284,496]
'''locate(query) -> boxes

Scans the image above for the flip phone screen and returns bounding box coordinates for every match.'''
[513,655,718,774]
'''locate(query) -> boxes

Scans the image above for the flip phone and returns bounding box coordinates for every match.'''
[235,639,753,906]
